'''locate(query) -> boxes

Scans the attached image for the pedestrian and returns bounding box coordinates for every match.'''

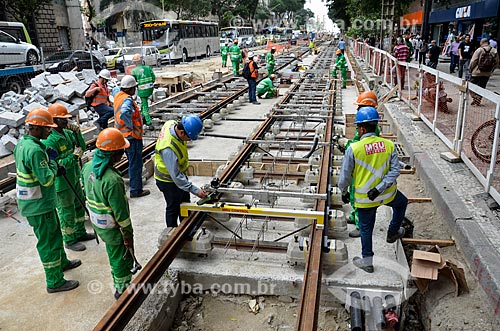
[417,36,428,65]
[246,52,260,104]
[448,36,461,73]
[81,128,134,300]
[404,34,413,62]
[266,47,276,75]
[220,42,229,67]
[412,35,419,61]
[114,75,150,198]
[393,37,410,89]
[427,40,441,69]
[85,69,114,130]
[229,39,242,76]
[257,74,278,99]
[332,49,347,88]
[43,103,96,252]
[458,34,475,80]
[490,37,497,49]
[338,106,407,273]
[154,115,208,227]
[338,38,346,54]
[14,108,81,293]
[469,38,499,106]
[131,53,156,129]
[345,92,381,239]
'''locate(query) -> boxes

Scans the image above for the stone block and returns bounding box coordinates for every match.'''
[30,73,49,88]
[1,91,17,100]
[79,109,89,122]
[54,84,75,101]
[38,85,55,99]
[67,80,89,97]
[1,134,18,152]
[69,96,86,110]
[440,151,462,163]
[8,103,22,113]
[0,112,25,127]
[8,128,19,138]
[46,74,65,86]
[81,69,98,84]
[23,102,47,115]
[0,141,12,158]
[59,72,79,82]
[0,125,8,136]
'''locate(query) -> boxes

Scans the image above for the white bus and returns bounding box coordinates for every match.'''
[140,20,220,62]
[220,26,256,48]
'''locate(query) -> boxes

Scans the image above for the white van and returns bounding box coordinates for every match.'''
[115,46,161,72]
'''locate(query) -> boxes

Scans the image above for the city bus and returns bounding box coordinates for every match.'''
[140,20,219,62]
[220,26,256,48]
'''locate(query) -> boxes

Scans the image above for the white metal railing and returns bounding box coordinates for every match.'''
[349,39,500,205]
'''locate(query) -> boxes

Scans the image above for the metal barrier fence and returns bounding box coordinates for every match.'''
[349,39,500,205]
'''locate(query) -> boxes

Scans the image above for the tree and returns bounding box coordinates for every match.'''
[295,8,314,29]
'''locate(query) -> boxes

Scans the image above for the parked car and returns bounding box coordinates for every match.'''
[115,46,161,72]
[105,48,124,69]
[44,50,105,74]
[0,30,40,67]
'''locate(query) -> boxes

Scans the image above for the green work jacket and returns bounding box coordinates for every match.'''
[132,64,156,98]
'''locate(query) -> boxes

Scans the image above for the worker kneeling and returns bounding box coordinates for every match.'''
[82,128,135,300]
[257,74,278,99]
[337,106,408,273]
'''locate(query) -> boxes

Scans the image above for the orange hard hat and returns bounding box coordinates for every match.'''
[336,49,341,54]
[96,128,130,151]
[25,108,57,128]
[353,91,378,107]
[48,103,72,118]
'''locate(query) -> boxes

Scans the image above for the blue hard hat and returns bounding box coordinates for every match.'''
[354,106,380,124]
[181,115,203,140]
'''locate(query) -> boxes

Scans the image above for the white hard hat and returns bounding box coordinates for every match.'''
[121,75,137,88]
[99,69,111,80]
[247,51,254,58]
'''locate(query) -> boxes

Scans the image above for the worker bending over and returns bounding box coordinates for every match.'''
[257,74,278,99]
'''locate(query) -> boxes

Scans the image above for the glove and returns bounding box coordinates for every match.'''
[46,148,58,161]
[56,165,66,177]
[123,235,134,250]
[341,192,350,204]
[67,123,81,133]
[73,147,84,159]
[367,188,380,201]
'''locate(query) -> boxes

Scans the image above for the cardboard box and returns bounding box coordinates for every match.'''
[411,250,446,280]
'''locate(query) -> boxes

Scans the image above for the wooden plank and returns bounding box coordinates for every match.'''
[408,197,432,203]
[402,238,455,247]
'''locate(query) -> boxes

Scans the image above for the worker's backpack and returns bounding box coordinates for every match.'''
[478,47,496,72]
[242,62,251,79]
[84,81,97,109]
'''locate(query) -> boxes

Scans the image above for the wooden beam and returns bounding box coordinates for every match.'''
[401,238,455,247]
[408,197,432,203]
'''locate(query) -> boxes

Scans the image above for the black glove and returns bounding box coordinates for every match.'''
[46,148,58,161]
[56,165,66,177]
[342,192,350,204]
[367,188,380,201]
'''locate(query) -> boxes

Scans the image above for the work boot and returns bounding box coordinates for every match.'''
[348,229,360,238]
[252,101,261,105]
[386,227,406,244]
[93,121,102,132]
[65,242,86,252]
[130,189,150,198]
[346,215,356,225]
[114,290,122,300]
[78,232,96,242]
[47,280,79,293]
[63,259,82,271]
[353,256,374,273]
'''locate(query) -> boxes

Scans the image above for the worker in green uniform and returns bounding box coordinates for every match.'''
[332,49,347,88]
[342,91,380,238]
[82,128,134,299]
[229,39,242,76]
[14,108,80,293]
[266,47,276,75]
[220,42,229,67]
[131,54,156,128]
[43,103,96,251]
[257,74,278,99]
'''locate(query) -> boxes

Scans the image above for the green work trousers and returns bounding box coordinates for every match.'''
[267,65,274,76]
[231,60,240,76]
[56,188,87,245]
[105,239,133,293]
[27,210,69,289]
[222,55,227,67]
[140,96,152,126]
[333,68,347,88]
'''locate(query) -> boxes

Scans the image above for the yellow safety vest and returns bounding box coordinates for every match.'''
[154,120,189,182]
[351,135,397,208]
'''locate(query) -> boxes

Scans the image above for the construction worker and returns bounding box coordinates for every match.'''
[131,53,155,129]
[14,108,80,293]
[43,103,96,251]
[332,49,347,88]
[266,47,276,75]
[229,39,242,76]
[220,41,229,67]
[257,74,278,99]
[82,128,134,299]
[114,75,150,198]
[85,69,114,130]
[338,106,407,273]
[246,51,260,104]
[154,115,208,227]
[344,91,381,239]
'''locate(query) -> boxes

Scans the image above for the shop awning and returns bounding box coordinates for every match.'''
[401,11,423,26]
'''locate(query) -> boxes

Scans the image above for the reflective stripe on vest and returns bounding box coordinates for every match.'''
[91,81,110,106]
[154,120,189,183]
[138,83,154,90]
[351,136,397,208]
[113,91,143,140]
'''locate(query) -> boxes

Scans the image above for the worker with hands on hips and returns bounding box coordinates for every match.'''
[337,106,407,274]
[154,115,209,227]
[14,108,81,293]
[81,128,135,300]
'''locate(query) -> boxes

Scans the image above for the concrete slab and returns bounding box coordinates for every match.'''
[0,124,8,136]
[0,141,12,158]
[78,109,89,122]
[67,80,89,97]
[0,111,25,127]
[23,102,47,115]
[46,74,65,86]
[54,84,75,101]
[1,134,18,152]
[59,72,79,82]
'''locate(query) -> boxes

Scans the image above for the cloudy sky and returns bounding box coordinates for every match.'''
[304,0,335,31]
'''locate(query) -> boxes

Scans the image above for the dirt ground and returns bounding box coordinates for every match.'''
[171,173,497,331]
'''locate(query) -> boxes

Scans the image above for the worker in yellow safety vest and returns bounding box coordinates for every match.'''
[337,106,408,273]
